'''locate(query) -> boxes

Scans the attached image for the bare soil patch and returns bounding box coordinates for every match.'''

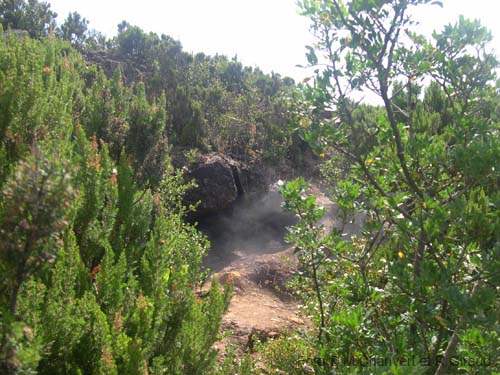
[198,184,340,360]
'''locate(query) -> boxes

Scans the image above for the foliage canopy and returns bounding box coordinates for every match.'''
[278,0,500,374]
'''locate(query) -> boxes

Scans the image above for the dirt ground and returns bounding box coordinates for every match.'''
[198,184,344,361]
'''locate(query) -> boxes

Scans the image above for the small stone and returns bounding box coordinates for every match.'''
[289,316,305,325]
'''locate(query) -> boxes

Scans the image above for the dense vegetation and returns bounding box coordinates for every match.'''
[2,0,500,374]
[1,0,303,168]
[0,28,237,374]
[86,22,301,166]
[271,0,500,374]
[0,1,299,373]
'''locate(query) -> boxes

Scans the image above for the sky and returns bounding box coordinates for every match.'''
[47,0,500,82]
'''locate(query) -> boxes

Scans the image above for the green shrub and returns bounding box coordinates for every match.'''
[0,32,231,375]
[281,1,500,374]
[258,334,315,375]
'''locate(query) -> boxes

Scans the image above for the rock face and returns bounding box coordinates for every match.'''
[185,154,239,215]
[171,151,271,217]
[183,154,244,217]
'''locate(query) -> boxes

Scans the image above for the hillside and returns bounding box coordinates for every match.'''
[2,1,500,374]
[0,1,315,372]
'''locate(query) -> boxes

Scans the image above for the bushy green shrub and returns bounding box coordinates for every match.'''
[258,333,315,375]
[0,31,231,375]
[280,1,500,374]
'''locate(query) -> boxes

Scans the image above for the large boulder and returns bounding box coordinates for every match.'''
[171,150,270,217]
[184,154,241,216]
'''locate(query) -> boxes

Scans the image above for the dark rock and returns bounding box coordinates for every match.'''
[238,163,269,195]
[171,150,270,218]
[184,154,240,217]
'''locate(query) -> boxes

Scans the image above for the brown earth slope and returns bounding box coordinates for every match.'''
[198,184,351,361]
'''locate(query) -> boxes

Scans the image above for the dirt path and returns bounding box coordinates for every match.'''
[198,185,339,356]
[211,246,305,350]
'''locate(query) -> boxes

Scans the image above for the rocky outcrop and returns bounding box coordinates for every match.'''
[171,150,274,217]
[184,154,241,216]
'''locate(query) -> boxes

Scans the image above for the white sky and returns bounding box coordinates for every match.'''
[47,0,500,82]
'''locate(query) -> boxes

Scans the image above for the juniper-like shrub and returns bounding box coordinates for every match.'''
[0,29,230,375]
